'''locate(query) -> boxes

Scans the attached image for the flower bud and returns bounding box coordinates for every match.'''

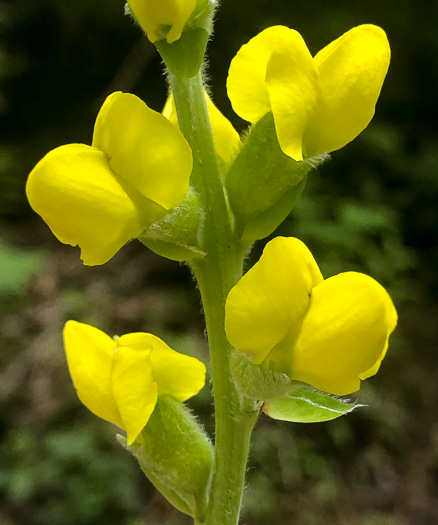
[127,0,215,77]
[127,0,211,44]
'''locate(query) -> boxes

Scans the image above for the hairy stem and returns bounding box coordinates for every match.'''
[169,70,258,524]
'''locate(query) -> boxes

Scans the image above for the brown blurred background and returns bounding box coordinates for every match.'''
[1,1,437,524]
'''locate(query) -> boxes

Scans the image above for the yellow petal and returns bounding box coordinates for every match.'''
[128,0,197,43]
[93,92,192,210]
[225,237,323,364]
[227,26,296,123]
[26,144,155,265]
[265,30,319,161]
[292,272,397,395]
[162,94,177,123]
[205,95,241,167]
[163,93,241,167]
[304,25,391,157]
[113,335,158,445]
[360,292,398,380]
[119,333,206,402]
[63,321,123,429]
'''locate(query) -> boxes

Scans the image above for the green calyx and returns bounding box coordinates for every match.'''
[225,113,328,242]
[119,394,213,521]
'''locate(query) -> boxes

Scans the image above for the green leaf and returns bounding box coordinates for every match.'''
[230,350,292,400]
[138,189,206,261]
[263,385,364,423]
[118,394,213,520]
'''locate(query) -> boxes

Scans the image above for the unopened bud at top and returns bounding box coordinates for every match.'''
[127,0,211,44]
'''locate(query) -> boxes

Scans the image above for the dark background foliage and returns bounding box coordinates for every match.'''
[1,1,437,524]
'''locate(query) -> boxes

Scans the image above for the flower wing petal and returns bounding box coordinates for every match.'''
[63,321,123,428]
[120,333,206,402]
[225,237,323,364]
[265,30,319,161]
[227,26,294,123]
[113,334,158,445]
[26,144,149,265]
[93,92,192,210]
[304,25,391,156]
[292,272,397,395]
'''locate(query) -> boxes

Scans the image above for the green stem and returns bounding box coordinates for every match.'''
[169,70,258,525]
[194,257,258,525]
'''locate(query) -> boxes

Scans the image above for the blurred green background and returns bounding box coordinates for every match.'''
[1,0,437,524]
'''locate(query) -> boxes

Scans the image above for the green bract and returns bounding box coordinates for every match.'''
[263,386,363,423]
[230,349,292,400]
[138,189,206,261]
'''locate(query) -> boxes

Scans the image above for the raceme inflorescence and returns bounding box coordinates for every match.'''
[26,2,397,524]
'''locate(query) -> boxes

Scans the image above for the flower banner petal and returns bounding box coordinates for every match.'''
[112,335,158,445]
[227,26,295,123]
[93,92,192,210]
[304,25,391,157]
[225,237,323,364]
[26,144,148,265]
[266,30,319,161]
[119,333,206,402]
[292,271,397,395]
[63,321,123,428]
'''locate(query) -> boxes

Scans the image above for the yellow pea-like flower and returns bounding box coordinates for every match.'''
[26,92,193,265]
[128,0,207,44]
[227,25,390,161]
[63,321,206,445]
[225,237,397,396]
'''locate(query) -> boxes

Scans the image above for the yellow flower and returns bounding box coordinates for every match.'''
[162,93,241,167]
[227,25,390,161]
[63,321,206,445]
[225,237,397,396]
[128,0,208,44]
[26,92,192,265]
